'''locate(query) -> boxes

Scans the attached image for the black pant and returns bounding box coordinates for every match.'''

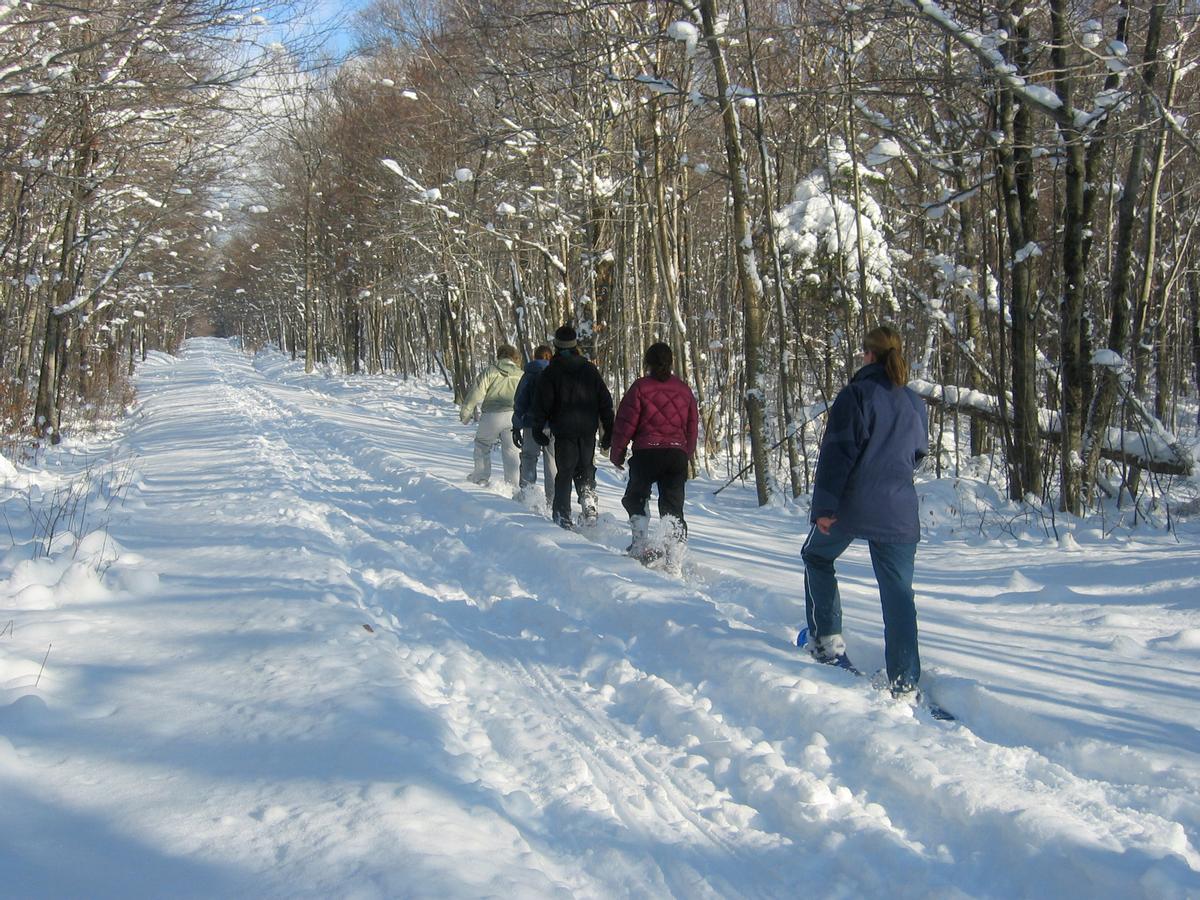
[551,434,597,522]
[621,447,688,528]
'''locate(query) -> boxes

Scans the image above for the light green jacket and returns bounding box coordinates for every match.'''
[460,358,522,423]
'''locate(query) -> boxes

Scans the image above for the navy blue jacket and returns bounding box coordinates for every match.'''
[512,358,549,429]
[811,363,928,543]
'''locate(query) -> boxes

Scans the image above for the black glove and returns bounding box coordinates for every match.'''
[511,427,523,449]
[598,428,612,452]
[533,428,551,447]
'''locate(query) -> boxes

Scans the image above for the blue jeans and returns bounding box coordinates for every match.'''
[801,525,920,686]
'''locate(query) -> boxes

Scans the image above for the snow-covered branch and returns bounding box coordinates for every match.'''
[912,379,1193,476]
[892,0,1074,128]
[53,241,139,318]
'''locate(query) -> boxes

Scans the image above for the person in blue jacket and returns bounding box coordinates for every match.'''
[800,324,929,698]
[511,344,556,504]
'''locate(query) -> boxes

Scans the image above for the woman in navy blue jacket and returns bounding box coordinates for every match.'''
[800,325,929,697]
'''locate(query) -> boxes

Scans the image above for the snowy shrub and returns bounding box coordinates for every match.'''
[773,140,898,315]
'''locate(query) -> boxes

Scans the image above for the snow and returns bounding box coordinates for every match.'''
[1014,241,1042,263]
[1,338,1198,898]
[1092,349,1125,369]
[1080,20,1103,50]
[635,74,678,95]
[865,138,904,167]
[665,20,699,56]
[910,378,1191,473]
[900,0,1074,119]
[775,162,896,305]
[1022,85,1063,110]
[592,174,617,199]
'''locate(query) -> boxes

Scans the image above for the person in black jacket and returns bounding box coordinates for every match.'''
[530,325,615,528]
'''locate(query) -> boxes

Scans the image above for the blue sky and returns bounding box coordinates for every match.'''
[278,0,372,57]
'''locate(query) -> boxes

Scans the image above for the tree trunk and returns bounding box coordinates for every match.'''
[954,164,991,456]
[303,180,316,374]
[1081,0,1165,501]
[1189,269,1200,427]
[743,0,802,497]
[700,0,770,505]
[1050,0,1088,514]
[34,106,93,441]
[996,54,1042,502]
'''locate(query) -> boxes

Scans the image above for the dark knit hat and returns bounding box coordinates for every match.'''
[553,325,577,349]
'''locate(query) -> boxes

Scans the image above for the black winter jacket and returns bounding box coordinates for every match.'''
[531,350,615,440]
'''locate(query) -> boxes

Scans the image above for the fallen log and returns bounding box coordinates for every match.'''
[910,380,1194,477]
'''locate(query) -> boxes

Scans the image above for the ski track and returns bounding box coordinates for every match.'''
[1,338,1197,898]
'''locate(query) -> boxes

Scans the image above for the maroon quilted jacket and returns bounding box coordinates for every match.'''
[609,374,698,464]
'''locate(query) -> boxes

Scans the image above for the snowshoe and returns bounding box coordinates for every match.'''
[796,627,861,675]
[870,670,956,722]
[627,543,664,566]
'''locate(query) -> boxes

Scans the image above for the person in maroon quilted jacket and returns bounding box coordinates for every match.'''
[609,343,699,574]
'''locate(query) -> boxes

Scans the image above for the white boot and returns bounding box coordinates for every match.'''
[662,515,687,575]
[808,633,847,662]
[627,515,651,559]
[580,487,599,523]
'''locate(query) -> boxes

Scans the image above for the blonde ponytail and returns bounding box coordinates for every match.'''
[864,325,909,387]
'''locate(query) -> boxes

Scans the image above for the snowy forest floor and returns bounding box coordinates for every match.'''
[1,338,1198,899]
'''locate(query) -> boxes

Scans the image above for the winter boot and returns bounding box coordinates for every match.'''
[891,683,919,705]
[888,676,921,704]
[580,488,599,524]
[800,630,858,673]
[626,515,652,560]
[662,516,687,576]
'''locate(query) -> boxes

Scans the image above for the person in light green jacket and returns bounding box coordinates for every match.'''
[460,344,523,485]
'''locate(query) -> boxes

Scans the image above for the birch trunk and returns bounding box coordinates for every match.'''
[700,0,770,504]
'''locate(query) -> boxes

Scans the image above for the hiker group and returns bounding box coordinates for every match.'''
[462,324,697,573]
[459,323,930,701]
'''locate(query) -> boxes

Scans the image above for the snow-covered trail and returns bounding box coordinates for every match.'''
[1,338,1197,898]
